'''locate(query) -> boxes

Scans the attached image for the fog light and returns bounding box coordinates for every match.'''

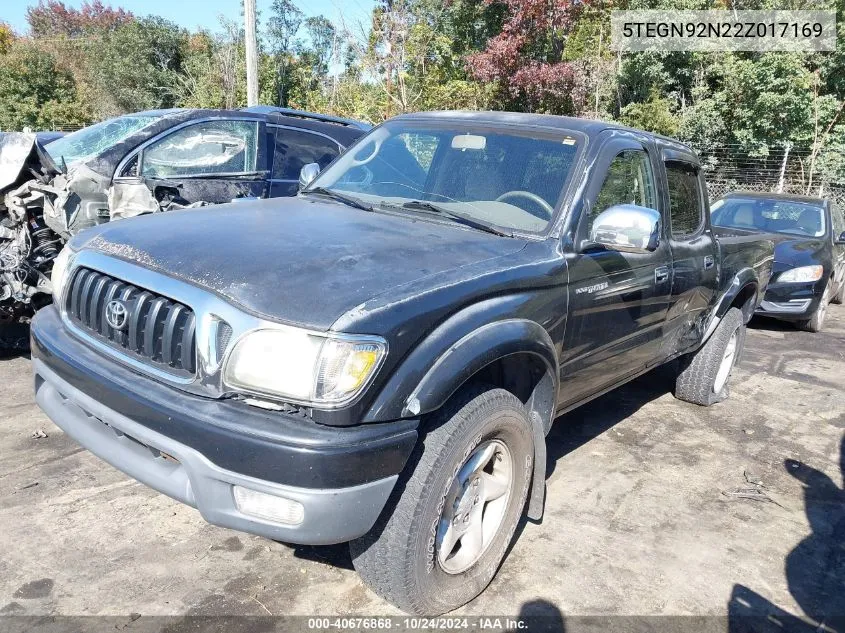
[233,486,305,525]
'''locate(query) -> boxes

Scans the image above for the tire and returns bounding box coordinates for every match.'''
[831,279,844,305]
[674,307,745,406]
[350,385,534,615]
[798,282,832,333]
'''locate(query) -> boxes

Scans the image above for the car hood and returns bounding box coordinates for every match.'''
[78,197,528,330]
[771,236,827,273]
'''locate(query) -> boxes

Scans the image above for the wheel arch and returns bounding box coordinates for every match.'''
[365,317,559,521]
[703,269,760,344]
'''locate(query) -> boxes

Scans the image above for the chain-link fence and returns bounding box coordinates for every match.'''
[697,145,845,209]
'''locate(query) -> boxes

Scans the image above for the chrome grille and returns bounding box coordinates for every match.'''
[65,267,197,376]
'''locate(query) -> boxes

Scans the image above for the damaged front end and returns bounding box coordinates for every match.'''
[0,134,64,342]
[0,133,209,349]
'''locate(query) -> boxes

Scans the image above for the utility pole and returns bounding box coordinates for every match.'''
[244,0,259,107]
[777,143,791,193]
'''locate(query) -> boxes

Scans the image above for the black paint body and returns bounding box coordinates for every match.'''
[34,112,775,495]
[77,107,368,205]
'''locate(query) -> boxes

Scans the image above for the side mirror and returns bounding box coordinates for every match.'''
[298,163,320,190]
[586,204,661,253]
[836,230,845,245]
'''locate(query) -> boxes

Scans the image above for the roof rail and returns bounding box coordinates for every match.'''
[240,106,372,131]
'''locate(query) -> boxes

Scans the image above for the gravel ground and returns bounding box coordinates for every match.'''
[0,306,843,626]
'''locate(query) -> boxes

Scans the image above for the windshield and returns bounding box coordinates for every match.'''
[46,114,164,166]
[305,120,582,235]
[712,197,827,238]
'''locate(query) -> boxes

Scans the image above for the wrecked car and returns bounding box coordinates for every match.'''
[0,107,369,346]
[32,112,774,614]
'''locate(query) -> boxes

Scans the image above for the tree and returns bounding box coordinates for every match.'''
[26,0,132,38]
[619,90,679,136]
[266,0,303,106]
[0,22,14,54]
[0,41,90,130]
[303,16,336,79]
[86,16,187,117]
[465,0,587,114]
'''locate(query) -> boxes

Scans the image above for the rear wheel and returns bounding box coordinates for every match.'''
[798,282,832,333]
[350,386,534,615]
[674,307,745,406]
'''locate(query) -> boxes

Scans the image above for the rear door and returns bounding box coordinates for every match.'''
[559,133,674,407]
[132,118,270,204]
[269,126,343,197]
[660,154,719,353]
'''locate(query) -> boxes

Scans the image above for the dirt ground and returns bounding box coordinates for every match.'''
[0,306,843,625]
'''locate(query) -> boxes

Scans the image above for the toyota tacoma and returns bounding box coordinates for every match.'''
[31,112,774,614]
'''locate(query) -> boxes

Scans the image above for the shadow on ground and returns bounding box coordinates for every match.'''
[0,323,31,359]
[729,434,845,632]
[544,365,676,479]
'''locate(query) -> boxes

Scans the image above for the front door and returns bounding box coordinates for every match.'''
[559,135,673,407]
[135,118,270,205]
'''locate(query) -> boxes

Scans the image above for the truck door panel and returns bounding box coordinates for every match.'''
[660,158,718,353]
[559,136,673,407]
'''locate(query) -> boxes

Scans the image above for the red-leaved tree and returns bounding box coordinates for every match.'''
[26,0,133,38]
[466,0,589,114]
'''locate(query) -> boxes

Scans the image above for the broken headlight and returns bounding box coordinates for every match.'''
[223,327,386,407]
[50,246,76,305]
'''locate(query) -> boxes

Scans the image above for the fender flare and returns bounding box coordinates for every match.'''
[402,319,558,420]
[703,268,759,341]
[365,316,559,521]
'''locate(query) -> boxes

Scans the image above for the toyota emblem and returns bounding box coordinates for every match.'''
[105,300,129,330]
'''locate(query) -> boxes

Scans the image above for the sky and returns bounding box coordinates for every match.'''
[1,0,377,35]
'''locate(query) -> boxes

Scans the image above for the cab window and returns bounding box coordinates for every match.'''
[586,149,657,234]
[665,161,705,237]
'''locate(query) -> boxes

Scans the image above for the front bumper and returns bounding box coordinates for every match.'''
[755,280,823,321]
[31,306,418,545]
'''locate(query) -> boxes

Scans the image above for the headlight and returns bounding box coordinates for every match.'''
[50,246,75,304]
[778,265,823,283]
[223,327,386,407]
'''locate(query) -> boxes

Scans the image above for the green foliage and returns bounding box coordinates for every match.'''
[0,41,90,130]
[2,0,845,190]
[84,16,187,117]
[619,91,679,136]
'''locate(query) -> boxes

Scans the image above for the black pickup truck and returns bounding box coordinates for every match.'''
[31,112,774,615]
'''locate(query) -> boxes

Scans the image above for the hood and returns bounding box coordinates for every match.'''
[771,235,827,273]
[79,197,528,330]
[0,133,60,193]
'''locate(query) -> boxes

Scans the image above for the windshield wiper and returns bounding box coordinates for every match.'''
[304,187,375,212]
[396,200,513,237]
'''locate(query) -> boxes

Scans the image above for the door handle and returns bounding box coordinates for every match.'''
[655,266,670,284]
[704,255,715,269]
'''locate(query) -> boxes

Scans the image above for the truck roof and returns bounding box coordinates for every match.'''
[392,110,695,154]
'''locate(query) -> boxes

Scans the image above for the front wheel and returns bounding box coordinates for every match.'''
[674,307,746,406]
[798,282,832,333]
[350,386,534,615]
